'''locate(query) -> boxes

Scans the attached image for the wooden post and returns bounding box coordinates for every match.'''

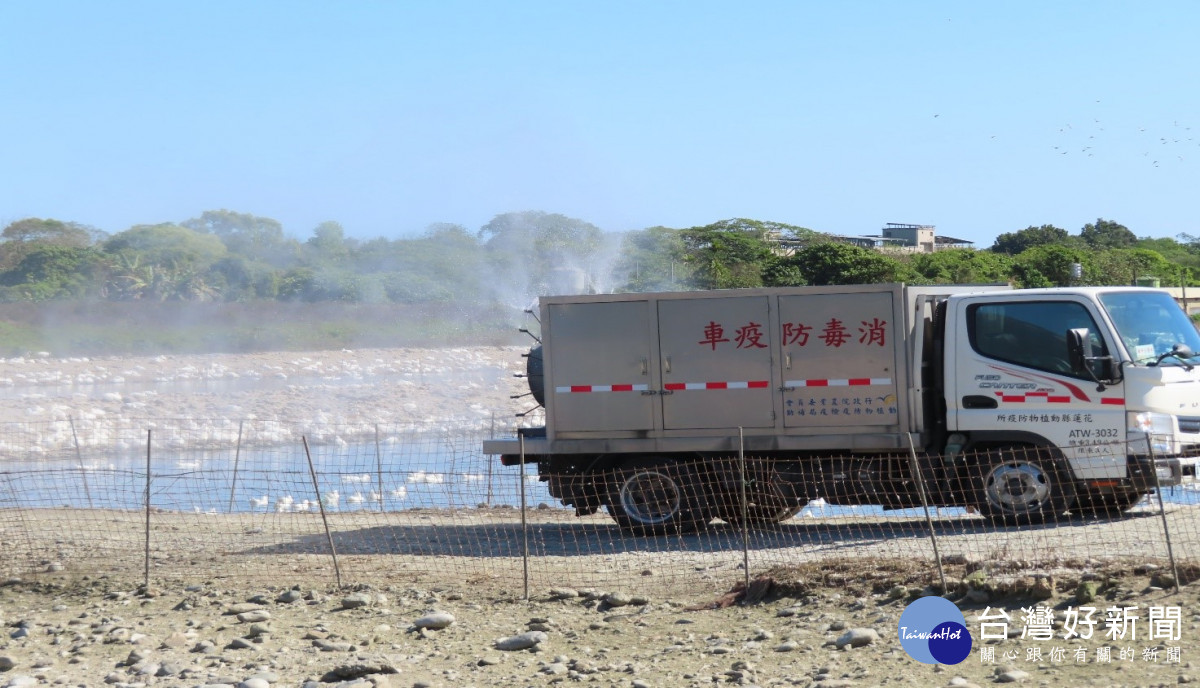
[227,420,244,513]
[519,430,529,601]
[69,417,93,508]
[374,424,384,512]
[303,436,343,589]
[143,430,152,590]
[906,433,947,595]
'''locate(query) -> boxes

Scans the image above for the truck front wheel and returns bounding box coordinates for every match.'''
[974,447,1075,525]
[605,461,712,536]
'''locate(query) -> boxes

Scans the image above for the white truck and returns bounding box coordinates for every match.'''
[483,284,1200,533]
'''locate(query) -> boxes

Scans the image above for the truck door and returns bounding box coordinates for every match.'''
[657,295,774,430]
[949,297,1127,480]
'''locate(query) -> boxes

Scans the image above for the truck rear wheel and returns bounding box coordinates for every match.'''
[605,461,712,536]
[974,447,1075,525]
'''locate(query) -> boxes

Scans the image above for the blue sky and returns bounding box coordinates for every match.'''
[2,1,1197,247]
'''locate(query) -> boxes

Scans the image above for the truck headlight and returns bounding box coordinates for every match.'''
[1130,412,1175,435]
[1129,412,1177,454]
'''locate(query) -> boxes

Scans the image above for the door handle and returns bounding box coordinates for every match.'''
[962,395,998,409]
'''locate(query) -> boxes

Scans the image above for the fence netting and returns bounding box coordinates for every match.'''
[0,418,1195,596]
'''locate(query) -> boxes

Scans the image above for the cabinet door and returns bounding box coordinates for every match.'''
[657,296,774,430]
[778,292,900,428]
[547,301,655,433]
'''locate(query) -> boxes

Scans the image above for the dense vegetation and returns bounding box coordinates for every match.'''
[2,210,1198,355]
[2,212,1197,305]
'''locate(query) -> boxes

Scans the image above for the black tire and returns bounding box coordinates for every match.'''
[1073,489,1145,516]
[974,447,1076,525]
[605,461,713,536]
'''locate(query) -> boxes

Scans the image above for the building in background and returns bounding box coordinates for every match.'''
[829,223,974,254]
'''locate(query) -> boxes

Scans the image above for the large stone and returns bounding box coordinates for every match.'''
[997,669,1030,683]
[604,592,632,607]
[834,627,879,649]
[319,663,399,682]
[495,631,548,651]
[341,593,374,610]
[413,612,455,630]
[236,610,271,623]
[313,639,354,652]
[225,603,263,615]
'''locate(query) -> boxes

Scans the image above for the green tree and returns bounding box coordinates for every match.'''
[1140,235,1200,282]
[103,224,228,300]
[306,221,351,264]
[1010,244,1088,287]
[679,221,778,290]
[104,223,227,267]
[362,223,487,303]
[277,266,318,301]
[0,217,101,273]
[1,218,95,246]
[182,210,299,268]
[907,249,1013,284]
[1089,248,1173,286]
[0,244,103,300]
[989,225,1072,255]
[776,242,909,286]
[1080,218,1136,249]
[208,255,280,300]
[612,226,690,292]
[479,211,606,297]
[694,218,824,245]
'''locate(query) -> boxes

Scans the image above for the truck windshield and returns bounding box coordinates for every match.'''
[1099,291,1200,365]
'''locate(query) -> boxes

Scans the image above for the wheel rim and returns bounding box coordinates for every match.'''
[619,470,681,525]
[985,461,1051,514]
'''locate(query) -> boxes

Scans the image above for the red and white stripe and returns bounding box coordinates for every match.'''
[994,391,1072,403]
[664,380,770,391]
[784,378,891,388]
[993,391,1124,405]
[556,383,650,394]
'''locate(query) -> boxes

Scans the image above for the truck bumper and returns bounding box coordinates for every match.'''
[1128,454,1184,489]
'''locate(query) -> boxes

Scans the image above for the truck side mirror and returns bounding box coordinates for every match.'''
[1067,327,1120,386]
[1066,328,1092,372]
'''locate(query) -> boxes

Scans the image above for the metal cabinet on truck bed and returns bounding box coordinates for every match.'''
[542,286,908,444]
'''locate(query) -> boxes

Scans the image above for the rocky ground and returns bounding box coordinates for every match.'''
[0,566,1197,688]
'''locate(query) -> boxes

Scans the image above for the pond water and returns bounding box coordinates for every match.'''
[0,441,549,513]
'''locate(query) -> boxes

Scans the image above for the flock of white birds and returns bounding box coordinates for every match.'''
[0,346,531,453]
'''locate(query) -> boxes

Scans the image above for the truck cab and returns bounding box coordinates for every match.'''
[943,287,1199,521]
